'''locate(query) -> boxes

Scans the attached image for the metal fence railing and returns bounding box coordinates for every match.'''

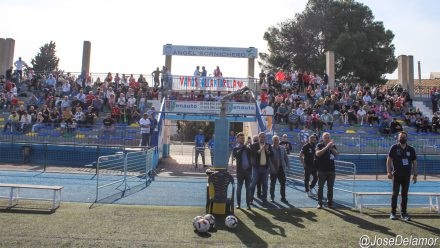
[95,149,155,203]
[414,85,434,98]
[287,154,357,207]
[0,140,160,171]
[0,124,153,147]
[288,134,440,154]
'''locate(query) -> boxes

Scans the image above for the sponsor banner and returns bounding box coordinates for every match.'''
[163,45,258,59]
[172,75,248,91]
[165,101,256,115]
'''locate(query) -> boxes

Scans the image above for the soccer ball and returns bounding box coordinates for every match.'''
[204,214,216,229]
[225,215,238,229]
[192,215,203,229]
[195,218,210,233]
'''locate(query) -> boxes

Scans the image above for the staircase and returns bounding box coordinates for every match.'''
[413,101,434,119]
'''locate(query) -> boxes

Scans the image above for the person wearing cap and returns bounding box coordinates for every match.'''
[139,113,151,148]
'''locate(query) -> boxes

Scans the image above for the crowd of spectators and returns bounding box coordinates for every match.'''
[1,63,165,135]
[257,69,439,135]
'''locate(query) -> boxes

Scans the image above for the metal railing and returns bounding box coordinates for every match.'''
[287,133,440,154]
[287,154,357,207]
[95,149,155,203]
[0,124,149,147]
[414,85,434,98]
[0,140,159,171]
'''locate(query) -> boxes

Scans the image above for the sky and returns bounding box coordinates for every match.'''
[1,0,439,79]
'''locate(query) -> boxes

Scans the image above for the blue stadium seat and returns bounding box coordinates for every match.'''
[51,132,61,137]
[344,143,357,147]
[78,128,92,132]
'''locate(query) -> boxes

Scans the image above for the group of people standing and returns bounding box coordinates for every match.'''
[196,129,418,220]
[233,132,290,209]
[299,132,339,208]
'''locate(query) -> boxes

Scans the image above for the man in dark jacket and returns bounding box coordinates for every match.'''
[233,132,253,210]
[250,132,273,204]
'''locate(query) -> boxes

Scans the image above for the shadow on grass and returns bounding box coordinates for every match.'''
[193,229,212,238]
[90,177,153,209]
[242,208,287,237]
[324,207,396,236]
[259,207,318,229]
[362,208,440,234]
[215,214,269,248]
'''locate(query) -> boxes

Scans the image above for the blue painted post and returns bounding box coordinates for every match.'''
[213,101,230,169]
[214,118,229,169]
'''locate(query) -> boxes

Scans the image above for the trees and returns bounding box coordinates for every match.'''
[260,0,397,83]
[31,41,60,73]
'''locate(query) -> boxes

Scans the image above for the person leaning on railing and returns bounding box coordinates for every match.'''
[3,111,20,132]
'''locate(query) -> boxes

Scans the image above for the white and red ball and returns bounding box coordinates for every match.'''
[192,215,203,229]
[195,218,210,233]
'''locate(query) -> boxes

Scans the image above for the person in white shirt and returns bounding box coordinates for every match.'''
[194,66,200,77]
[139,113,151,147]
[74,106,85,126]
[117,93,126,106]
[20,112,32,133]
[127,96,136,108]
[14,57,28,80]
[357,107,367,125]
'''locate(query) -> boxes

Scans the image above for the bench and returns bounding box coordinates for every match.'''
[0,183,63,210]
[354,191,440,214]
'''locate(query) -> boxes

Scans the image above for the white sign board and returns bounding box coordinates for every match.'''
[163,45,258,59]
[165,101,256,115]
